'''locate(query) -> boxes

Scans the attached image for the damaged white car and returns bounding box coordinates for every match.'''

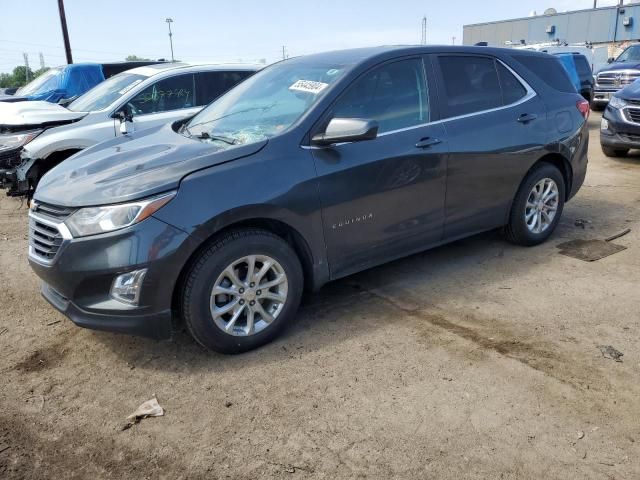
[0,62,259,197]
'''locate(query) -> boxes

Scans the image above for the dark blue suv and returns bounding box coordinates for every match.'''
[28,47,589,353]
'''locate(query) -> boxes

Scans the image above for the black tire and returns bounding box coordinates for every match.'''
[590,102,604,112]
[504,163,566,246]
[602,146,629,157]
[181,229,304,354]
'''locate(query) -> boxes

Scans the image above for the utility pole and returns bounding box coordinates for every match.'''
[23,53,30,82]
[57,0,73,64]
[282,45,288,60]
[421,16,427,45]
[166,18,175,62]
[452,36,456,45]
[39,52,45,70]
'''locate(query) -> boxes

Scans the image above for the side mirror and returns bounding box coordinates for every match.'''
[608,57,615,64]
[311,118,379,146]
[115,109,134,135]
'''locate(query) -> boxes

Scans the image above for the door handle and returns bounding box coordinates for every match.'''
[415,137,442,149]
[517,113,538,123]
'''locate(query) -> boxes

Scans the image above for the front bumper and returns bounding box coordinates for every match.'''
[600,104,640,150]
[593,90,618,105]
[28,214,196,340]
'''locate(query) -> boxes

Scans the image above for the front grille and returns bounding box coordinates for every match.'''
[597,71,640,87]
[0,147,22,168]
[29,216,64,261]
[28,202,75,263]
[625,107,640,124]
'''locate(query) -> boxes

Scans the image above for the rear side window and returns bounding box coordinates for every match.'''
[195,71,253,106]
[573,56,592,79]
[332,58,429,133]
[437,56,503,117]
[497,63,527,104]
[512,55,576,93]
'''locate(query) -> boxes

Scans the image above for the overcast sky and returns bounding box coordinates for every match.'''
[0,0,622,74]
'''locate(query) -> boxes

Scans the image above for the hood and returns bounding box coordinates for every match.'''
[0,100,87,132]
[617,80,640,99]
[34,123,268,207]
[598,62,640,74]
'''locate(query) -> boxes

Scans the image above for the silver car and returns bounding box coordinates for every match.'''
[0,63,260,196]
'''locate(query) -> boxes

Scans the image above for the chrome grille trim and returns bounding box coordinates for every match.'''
[28,211,73,265]
[624,107,640,124]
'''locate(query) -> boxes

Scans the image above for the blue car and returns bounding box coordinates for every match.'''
[0,61,164,104]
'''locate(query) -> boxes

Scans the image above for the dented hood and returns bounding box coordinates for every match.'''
[34,123,268,207]
[0,100,87,130]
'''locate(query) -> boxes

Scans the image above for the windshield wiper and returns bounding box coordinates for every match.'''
[195,131,238,145]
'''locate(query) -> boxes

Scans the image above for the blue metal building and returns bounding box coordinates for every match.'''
[463,4,640,47]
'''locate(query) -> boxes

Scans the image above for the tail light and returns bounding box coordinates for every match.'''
[576,99,590,120]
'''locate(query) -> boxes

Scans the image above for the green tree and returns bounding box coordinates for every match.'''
[126,55,151,61]
[0,65,36,88]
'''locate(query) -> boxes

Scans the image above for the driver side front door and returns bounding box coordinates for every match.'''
[311,57,449,279]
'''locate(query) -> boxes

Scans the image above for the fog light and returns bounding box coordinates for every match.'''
[601,118,609,131]
[110,269,147,305]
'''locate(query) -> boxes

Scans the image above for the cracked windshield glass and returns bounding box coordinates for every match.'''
[183,60,348,148]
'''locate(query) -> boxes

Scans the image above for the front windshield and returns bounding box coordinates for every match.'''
[184,59,349,147]
[16,68,62,96]
[615,45,640,63]
[68,72,148,112]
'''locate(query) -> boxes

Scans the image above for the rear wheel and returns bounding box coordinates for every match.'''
[504,163,565,246]
[602,146,629,157]
[181,229,303,354]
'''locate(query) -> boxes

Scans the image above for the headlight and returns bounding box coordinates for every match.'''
[65,192,176,238]
[609,96,627,109]
[0,130,43,153]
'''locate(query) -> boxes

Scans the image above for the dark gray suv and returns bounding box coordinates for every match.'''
[28,46,589,353]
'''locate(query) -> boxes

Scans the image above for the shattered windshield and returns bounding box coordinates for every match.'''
[615,45,640,63]
[68,73,148,112]
[16,68,62,96]
[184,59,348,148]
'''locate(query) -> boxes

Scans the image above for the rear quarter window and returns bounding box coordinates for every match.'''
[573,56,593,79]
[512,55,577,93]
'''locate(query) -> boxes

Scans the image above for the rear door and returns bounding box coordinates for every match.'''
[312,57,449,278]
[433,54,548,240]
[119,73,200,135]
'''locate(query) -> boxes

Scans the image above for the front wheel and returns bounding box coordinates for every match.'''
[504,163,565,246]
[181,229,304,354]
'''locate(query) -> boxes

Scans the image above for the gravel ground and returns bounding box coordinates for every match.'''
[1,112,639,479]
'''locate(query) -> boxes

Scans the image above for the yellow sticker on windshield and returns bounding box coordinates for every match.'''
[289,80,329,94]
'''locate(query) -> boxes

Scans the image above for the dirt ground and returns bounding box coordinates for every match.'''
[1,111,639,479]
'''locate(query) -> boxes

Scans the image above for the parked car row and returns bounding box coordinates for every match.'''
[0,61,165,104]
[0,63,259,196]
[18,46,589,353]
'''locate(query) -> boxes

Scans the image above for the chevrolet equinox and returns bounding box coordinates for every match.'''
[28,46,589,353]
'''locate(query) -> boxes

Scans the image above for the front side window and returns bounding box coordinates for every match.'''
[184,60,348,148]
[195,71,254,106]
[438,56,503,118]
[331,58,429,133]
[68,73,148,112]
[127,73,195,116]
